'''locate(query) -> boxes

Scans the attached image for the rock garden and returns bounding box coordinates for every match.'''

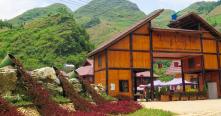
[0,54,143,116]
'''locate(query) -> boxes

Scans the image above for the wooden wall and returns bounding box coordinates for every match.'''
[202,32,219,70]
[152,32,201,52]
[94,51,106,71]
[94,51,107,90]
[94,71,106,88]
[108,70,132,97]
[182,56,202,73]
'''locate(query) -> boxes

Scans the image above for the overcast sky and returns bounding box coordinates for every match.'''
[0,0,217,20]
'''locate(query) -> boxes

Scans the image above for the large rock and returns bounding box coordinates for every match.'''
[0,66,17,96]
[69,78,83,93]
[31,67,60,84]
[31,67,62,95]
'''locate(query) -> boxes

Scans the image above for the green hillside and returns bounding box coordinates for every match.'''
[8,3,72,27]
[152,9,175,28]
[178,1,219,16]
[74,0,146,46]
[207,4,221,31]
[0,12,93,69]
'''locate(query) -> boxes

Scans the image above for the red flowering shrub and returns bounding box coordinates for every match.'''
[23,77,74,115]
[54,67,142,115]
[95,100,142,115]
[78,77,108,105]
[54,69,96,112]
[8,55,75,116]
[0,97,23,116]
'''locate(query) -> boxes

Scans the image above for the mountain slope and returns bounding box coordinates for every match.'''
[152,9,175,28]
[207,4,221,31]
[74,0,146,46]
[8,3,72,27]
[0,13,93,69]
[178,1,219,16]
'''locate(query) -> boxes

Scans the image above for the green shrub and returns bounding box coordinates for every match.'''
[52,95,70,104]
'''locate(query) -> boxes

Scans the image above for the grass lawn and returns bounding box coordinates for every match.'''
[126,108,175,116]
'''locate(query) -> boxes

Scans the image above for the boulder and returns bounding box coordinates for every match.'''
[31,67,62,95]
[0,66,17,96]
[69,78,83,93]
[31,67,60,84]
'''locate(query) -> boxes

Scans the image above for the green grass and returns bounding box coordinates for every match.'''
[126,108,175,116]
[52,95,70,104]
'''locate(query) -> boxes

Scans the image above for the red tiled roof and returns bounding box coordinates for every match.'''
[83,59,93,66]
[136,71,159,78]
[76,65,93,76]
[166,60,181,75]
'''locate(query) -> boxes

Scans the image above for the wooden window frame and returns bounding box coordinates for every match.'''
[119,80,129,93]
[188,58,195,68]
[98,54,102,67]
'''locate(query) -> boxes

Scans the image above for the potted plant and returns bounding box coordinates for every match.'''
[198,84,208,100]
[154,89,161,101]
[172,92,180,101]
[160,87,170,102]
[188,92,197,100]
[180,93,188,101]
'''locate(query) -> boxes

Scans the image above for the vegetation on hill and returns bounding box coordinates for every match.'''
[8,3,72,27]
[74,0,146,46]
[0,12,93,69]
[178,1,219,16]
[1,0,221,69]
[152,9,175,28]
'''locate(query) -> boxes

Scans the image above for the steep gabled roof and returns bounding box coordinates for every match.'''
[88,9,164,57]
[168,12,221,38]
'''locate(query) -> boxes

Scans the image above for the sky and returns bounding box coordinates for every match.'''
[0,0,218,20]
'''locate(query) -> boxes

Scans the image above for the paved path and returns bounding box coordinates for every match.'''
[140,99,221,116]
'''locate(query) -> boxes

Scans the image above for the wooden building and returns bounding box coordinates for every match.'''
[88,9,221,99]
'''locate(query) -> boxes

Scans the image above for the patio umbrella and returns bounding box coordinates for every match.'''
[146,80,167,87]
[165,78,194,86]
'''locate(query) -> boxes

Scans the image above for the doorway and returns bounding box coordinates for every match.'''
[208,82,218,99]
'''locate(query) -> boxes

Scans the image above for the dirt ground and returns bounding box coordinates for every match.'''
[140,99,221,116]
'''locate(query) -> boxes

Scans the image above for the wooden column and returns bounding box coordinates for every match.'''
[216,39,221,94]
[200,32,205,92]
[181,59,186,92]
[105,49,109,95]
[129,32,134,99]
[149,22,154,100]
[93,56,95,83]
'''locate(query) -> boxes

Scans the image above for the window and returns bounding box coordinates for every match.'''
[119,80,129,92]
[174,62,179,67]
[188,58,195,68]
[98,54,102,67]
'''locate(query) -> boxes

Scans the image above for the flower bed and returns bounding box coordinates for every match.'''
[0,97,23,116]
[6,55,142,115]
[95,100,142,115]
[8,55,75,116]
[78,77,108,105]
[54,67,142,115]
